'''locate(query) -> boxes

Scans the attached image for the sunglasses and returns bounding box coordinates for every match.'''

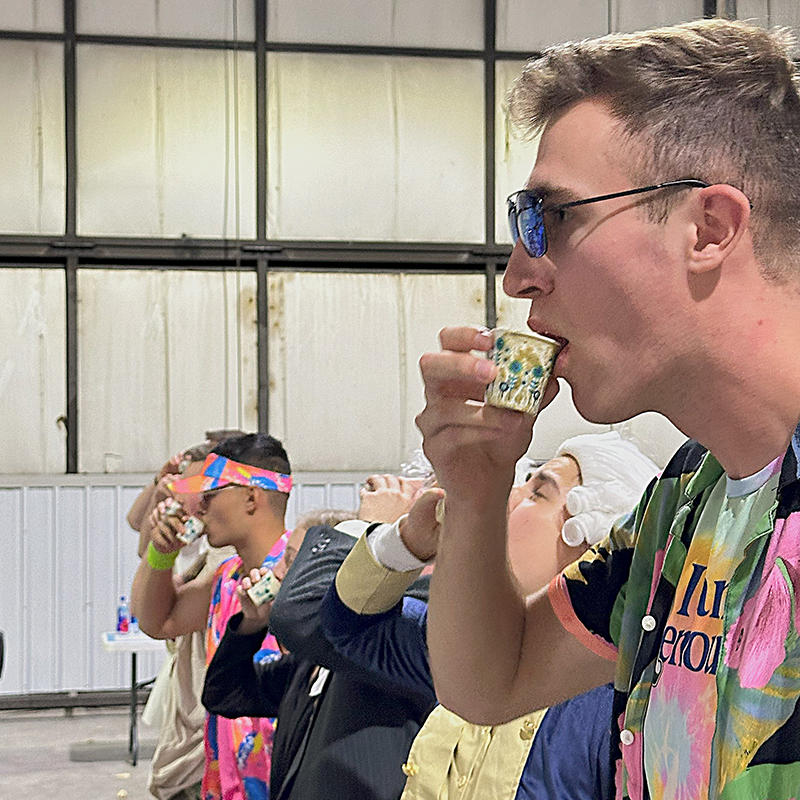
[200,483,241,506]
[507,179,710,258]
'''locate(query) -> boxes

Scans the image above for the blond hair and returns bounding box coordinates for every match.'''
[509,19,800,281]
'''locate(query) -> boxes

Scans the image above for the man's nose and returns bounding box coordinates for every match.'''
[502,240,555,300]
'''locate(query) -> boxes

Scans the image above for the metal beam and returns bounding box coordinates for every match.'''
[0,235,512,266]
[485,260,497,329]
[256,256,270,433]
[64,0,77,239]
[65,257,79,473]
[255,0,267,242]
[484,0,497,250]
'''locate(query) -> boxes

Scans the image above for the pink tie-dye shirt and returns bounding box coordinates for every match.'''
[202,533,288,800]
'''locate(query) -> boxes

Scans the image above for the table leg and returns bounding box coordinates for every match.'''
[129,651,139,766]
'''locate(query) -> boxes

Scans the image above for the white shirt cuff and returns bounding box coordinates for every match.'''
[365,516,429,572]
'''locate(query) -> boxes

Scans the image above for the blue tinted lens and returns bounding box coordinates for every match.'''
[519,204,546,257]
[507,204,520,243]
[508,193,546,257]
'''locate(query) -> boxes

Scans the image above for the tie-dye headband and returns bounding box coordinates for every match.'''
[169,453,292,495]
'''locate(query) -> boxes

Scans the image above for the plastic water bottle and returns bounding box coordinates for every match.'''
[129,616,139,634]
[116,595,130,633]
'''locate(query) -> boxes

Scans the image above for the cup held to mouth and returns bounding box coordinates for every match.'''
[484,328,560,417]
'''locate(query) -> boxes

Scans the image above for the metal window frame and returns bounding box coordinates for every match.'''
[0,0,725,472]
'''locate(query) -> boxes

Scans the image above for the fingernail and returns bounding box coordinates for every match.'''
[476,328,494,345]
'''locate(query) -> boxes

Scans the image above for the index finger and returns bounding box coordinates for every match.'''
[439,326,494,353]
[419,351,496,401]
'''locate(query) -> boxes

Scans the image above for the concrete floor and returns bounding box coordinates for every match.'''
[0,707,160,800]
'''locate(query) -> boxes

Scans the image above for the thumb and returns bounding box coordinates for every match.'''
[409,488,445,527]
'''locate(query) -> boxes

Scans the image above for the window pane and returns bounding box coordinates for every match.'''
[738,0,800,50]
[495,60,540,245]
[78,269,257,473]
[0,41,65,236]
[0,0,62,32]
[614,0,704,32]
[268,271,486,471]
[763,0,800,37]
[0,269,66,473]
[267,54,484,243]
[77,0,254,39]
[497,0,608,51]
[77,45,255,238]
[267,0,482,49]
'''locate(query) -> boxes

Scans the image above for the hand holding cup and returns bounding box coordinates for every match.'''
[237,568,274,635]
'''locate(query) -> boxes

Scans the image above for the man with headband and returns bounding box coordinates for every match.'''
[132,432,293,800]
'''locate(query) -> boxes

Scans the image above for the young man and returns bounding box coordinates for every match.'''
[318,432,658,800]
[132,433,293,800]
[416,19,800,800]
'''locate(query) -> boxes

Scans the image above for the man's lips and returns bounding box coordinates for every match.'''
[526,323,569,352]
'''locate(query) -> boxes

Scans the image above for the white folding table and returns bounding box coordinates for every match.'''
[101,631,166,765]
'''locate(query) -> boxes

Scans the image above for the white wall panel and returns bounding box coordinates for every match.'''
[0,41,65,235]
[0,473,362,697]
[267,53,484,243]
[0,489,25,692]
[78,0,254,40]
[268,271,485,472]
[268,0,483,48]
[495,61,540,245]
[77,45,255,238]
[78,270,257,473]
[613,0,704,33]
[0,0,61,32]
[24,487,58,691]
[55,486,90,690]
[0,269,66,473]
[497,0,608,51]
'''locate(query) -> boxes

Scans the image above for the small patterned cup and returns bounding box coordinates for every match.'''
[177,516,204,545]
[484,329,560,416]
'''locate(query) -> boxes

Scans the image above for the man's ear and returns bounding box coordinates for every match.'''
[244,486,259,515]
[688,184,751,274]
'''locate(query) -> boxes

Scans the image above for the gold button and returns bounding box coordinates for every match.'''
[457,776,468,788]
[401,762,419,777]
[519,718,536,741]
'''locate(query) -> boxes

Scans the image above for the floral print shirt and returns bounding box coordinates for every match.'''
[549,424,800,800]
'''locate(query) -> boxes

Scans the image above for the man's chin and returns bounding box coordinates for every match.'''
[569,382,632,426]
[203,527,219,546]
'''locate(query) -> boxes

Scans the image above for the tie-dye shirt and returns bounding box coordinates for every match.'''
[549,424,800,800]
[643,467,780,800]
[203,533,288,800]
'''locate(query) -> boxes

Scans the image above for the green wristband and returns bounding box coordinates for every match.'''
[147,542,179,571]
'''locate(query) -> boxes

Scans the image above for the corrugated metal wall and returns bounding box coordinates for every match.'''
[0,473,361,696]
